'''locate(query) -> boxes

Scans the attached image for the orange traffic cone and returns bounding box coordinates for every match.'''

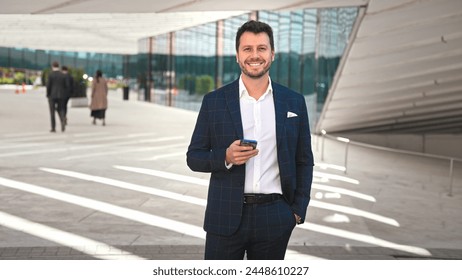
[15,84,19,94]
[22,83,26,93]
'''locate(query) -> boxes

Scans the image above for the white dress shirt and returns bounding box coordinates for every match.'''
[239,76,282,195]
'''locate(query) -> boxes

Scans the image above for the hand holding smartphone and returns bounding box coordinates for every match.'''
[240,139,258,150]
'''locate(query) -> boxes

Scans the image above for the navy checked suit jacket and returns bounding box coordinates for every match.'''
[187,79,314,236]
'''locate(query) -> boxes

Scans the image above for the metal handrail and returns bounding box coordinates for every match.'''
[317,131,461,196]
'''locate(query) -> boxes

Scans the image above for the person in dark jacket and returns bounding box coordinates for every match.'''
[61,65,74,125]
[46,61,68,132]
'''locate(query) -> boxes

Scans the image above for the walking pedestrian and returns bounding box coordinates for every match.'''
[46,61,68,132]
[61,65,74,125]
[89,70,108,126]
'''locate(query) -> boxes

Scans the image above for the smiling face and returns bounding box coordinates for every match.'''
[236,31,275,80]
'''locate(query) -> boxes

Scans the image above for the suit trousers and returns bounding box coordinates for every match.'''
[48,97,65,130]
[204,198,296,260]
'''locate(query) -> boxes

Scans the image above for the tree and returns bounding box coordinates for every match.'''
[195,75,214,95]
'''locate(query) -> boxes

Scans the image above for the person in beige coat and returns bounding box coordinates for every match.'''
[90,70,108,126]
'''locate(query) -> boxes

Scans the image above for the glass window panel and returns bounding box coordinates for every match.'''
[0,47,9,67]
[36,50,49,70]
[22,49,36,69]
[301,9,317,96]
[316,7,358,108]
[222,14,248,85]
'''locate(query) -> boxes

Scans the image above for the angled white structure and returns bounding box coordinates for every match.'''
[318,0,462,135]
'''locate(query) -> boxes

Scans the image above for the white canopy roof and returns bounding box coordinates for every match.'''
[0,0,366,54]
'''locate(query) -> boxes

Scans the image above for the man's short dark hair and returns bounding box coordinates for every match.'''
[52,61,59,68]
[61,65,68,71]
[235,20,274,52]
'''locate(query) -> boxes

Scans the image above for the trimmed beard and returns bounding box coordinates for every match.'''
[239,59,271,79]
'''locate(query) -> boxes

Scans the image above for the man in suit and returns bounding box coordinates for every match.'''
[187,20,314,260]
[46,61,68,132]
[61,65,74,125]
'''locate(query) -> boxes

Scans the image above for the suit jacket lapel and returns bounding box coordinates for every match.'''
[273,84,288,148]
[225,80,244,140]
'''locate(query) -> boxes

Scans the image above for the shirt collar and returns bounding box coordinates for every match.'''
[239,75,273,100]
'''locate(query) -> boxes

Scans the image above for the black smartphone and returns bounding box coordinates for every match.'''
[240,139,258,150]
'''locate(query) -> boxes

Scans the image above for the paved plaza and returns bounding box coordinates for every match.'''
[0,87,461,260]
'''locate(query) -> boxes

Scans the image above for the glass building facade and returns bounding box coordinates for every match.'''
[0,47,125,78]
[0,7,358,128]
[136,8,358,126]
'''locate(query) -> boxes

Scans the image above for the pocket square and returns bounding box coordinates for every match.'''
[287,111,298,118]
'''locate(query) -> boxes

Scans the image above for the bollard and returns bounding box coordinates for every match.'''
[449,158,454,197]
[344,141,350,174]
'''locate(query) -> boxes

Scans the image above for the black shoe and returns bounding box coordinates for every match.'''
[61,124,65,132]
[50,129,56,133]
